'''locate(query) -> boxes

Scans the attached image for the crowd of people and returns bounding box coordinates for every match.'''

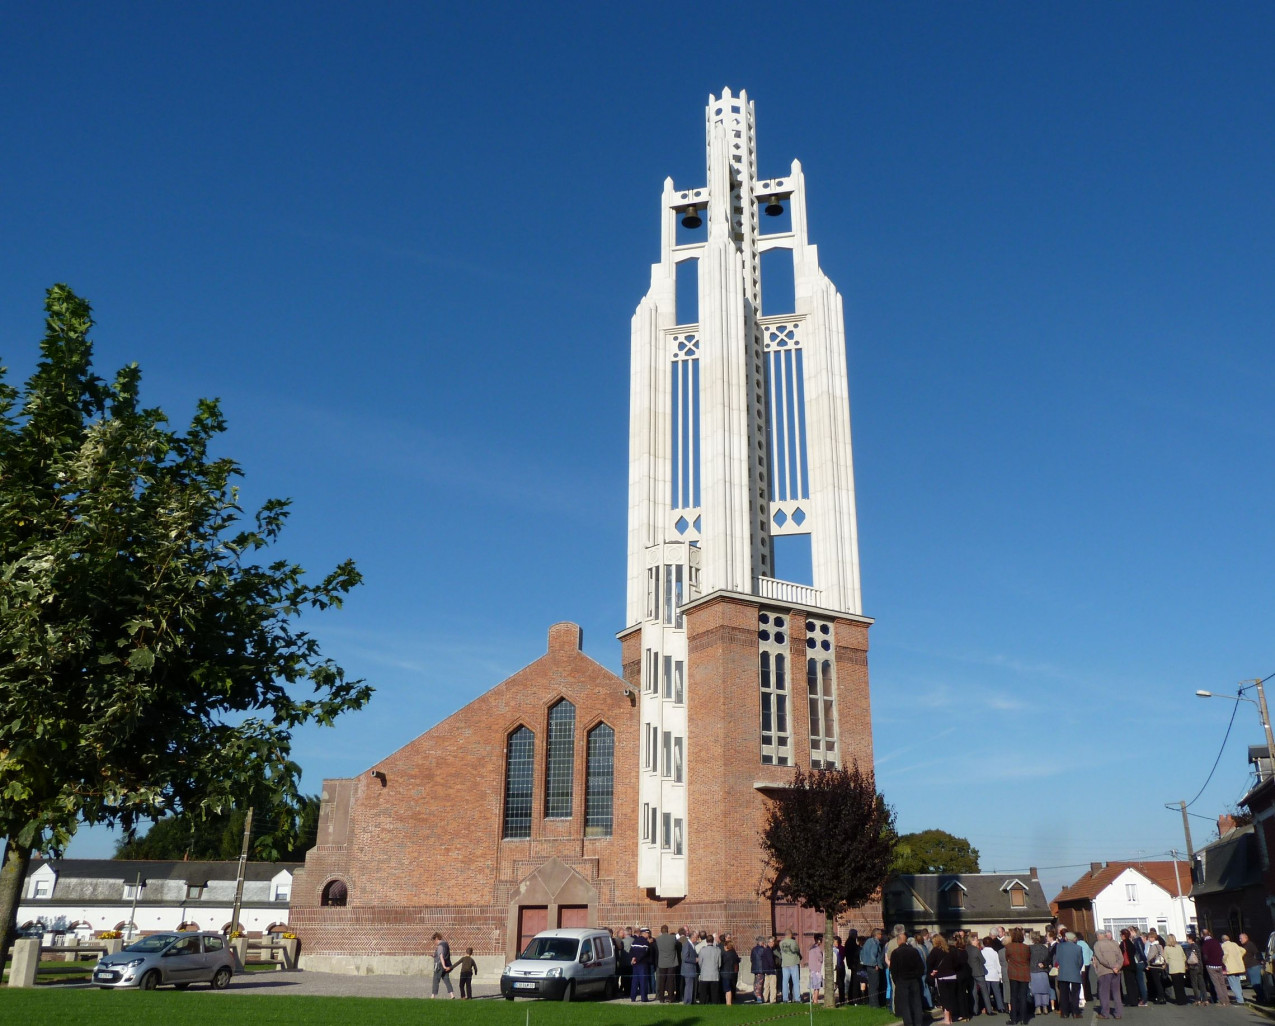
[607,921,1267,1016]
[873,923,1266,1026]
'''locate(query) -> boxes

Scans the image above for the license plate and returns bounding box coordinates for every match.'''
[515,981,537,989]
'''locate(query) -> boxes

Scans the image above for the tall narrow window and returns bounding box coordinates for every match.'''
[759,613,791,765]
[673,818,684,855]
[545,700,575,818]
[673,660,684,704]
[673,736,684,782]
[661,812,672,850]
[503,726,534,838]
[585,723,614,838]
[662,732,672,777]
[806,631,839,769]
[663,655,673,699]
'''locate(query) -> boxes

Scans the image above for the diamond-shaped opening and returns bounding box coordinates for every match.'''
[674,517,689,535]
[693,516,701,532]
[791,508,806,525]
[773,509,788,526]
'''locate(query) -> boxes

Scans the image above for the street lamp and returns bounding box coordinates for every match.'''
[1196,680,1275,768]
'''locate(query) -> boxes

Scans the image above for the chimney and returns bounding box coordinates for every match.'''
[1090,862,1102,874]
[1030,866,1039,881]
[1218,814,1237,836]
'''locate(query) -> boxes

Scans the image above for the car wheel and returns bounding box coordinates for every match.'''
[139,970,161,991]
[562,981,574,1002]
[605,978,617,1000]
[211,967,232,989]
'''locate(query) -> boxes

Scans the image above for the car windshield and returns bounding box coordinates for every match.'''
[520,937,580,961]
[123,934,181,953]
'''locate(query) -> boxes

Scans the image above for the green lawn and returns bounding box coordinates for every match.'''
[0,990,900,1026]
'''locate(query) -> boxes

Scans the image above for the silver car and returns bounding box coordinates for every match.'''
[92,931,235,990]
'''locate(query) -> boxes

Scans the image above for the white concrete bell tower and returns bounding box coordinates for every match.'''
[624,89,864,899]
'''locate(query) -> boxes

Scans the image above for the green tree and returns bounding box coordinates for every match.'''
[760,764,897,1007]
[114,795,321,861]
[890,828,980,874]
[0,285,371,957]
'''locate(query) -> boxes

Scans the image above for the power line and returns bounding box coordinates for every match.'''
[1180,697,1240,809]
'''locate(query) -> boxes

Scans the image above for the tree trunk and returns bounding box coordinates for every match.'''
[824,911,838,1008]
[0,837,34,965]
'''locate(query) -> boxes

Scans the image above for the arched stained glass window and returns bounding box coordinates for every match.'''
[545,700,576,818]
[585,723,614,837]
[503,726,535,839]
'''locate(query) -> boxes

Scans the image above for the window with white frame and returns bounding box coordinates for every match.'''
[645,648,658,693]
[758,612,791,765]
[32,878,51,899]
[673,818,684,855]
[644,724,659,771]
[661,812,672,850]
[673,736,684,783]
[806,641,839,769]
[1126,882,1137,902]
[123,882,143,900]
[663,654,673,700]
[673,660,684,704]
[1009,884,1026,908]
[273,882,291,902]
[642,802,651,840]
[648,805,658,845]
[186,884,204,900]
[661,731,672,777]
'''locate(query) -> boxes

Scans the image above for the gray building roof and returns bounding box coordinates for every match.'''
[883,872,1052,930]
[1191,826,1261,897]
[27,859,301,884]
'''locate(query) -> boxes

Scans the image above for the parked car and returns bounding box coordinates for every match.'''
[500,927,617,1001]
[92,931,235,990]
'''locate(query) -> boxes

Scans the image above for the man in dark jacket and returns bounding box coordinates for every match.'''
[752,936,777,1003]
[890,932,927,1026]
[1202,929,1229,1006]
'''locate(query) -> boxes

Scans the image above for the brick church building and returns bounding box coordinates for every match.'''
[289,88,878,972]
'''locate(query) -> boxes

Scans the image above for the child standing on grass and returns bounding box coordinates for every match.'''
[456,948,478,999]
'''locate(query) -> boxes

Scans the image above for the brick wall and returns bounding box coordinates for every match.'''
[293,608,880,966]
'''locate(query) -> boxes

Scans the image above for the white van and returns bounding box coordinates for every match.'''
[500,927,617,1001]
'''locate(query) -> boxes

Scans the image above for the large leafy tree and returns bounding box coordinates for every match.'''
[760,764,897,1007]
[0,285,371,956]
[891,828,980,875]
[114,795,321,862]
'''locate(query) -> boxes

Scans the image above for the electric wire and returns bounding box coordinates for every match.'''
[1179,695,1239,809]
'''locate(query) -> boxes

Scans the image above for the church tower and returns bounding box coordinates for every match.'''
[622,89,874,904]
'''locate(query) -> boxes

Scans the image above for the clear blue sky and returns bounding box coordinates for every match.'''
[4,2,1274,902]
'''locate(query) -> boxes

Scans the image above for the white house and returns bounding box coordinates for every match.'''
[1054,860,1195,940]
[18,859,299,940]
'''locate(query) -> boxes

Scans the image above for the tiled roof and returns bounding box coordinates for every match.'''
[1052,861,1191,906]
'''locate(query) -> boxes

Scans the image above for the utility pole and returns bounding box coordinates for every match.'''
[1252,678,1275,767]
[229,808,253,936]
[1179,801,1195,860]
[1169,851,1190,939]
[126,872,143,941]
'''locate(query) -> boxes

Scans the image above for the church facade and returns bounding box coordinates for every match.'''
[289,89,877,973]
